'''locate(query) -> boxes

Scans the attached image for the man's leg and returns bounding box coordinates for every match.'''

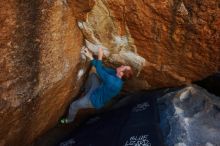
[62,73,101,124]
[68,73,101,122]
[66,95,93,123]
[84,73,101,94]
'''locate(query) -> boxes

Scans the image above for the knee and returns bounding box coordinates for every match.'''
[70,101,79,109]
[89,73,97,78]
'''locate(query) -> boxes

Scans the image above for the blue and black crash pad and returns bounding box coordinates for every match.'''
[58,90,172,146]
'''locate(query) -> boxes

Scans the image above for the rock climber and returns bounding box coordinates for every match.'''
[60,47,133,124]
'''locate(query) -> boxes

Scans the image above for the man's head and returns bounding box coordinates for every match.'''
[116,65,133,81]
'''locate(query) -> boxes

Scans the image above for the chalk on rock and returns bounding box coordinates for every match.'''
[77,21,84,29]
[114,35,128,47]
[77,69,85,81]
[119,50,146,72]
[85,40,110,56]
[80,46,87,60]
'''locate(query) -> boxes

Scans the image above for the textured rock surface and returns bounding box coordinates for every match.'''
[159,85,220,146]
[0,0,85,145]
[75,0,220,89]
[0,0,220,145]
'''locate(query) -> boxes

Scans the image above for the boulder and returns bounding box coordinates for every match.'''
[159,85,220,146]
[0,1,85,145]
[0,0,219,145]
[73,0,220,89]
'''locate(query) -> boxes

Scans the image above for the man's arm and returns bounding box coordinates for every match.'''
[98,47,103,60]
[83,47,113,82]
[103,66,116,75]
[92,47,114,82]
[97,47,116,74]
[91,59,111,83]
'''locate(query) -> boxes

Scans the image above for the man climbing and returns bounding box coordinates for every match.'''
[60,47,133,124]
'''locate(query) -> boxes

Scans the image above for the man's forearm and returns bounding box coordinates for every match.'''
[98,48,103,60]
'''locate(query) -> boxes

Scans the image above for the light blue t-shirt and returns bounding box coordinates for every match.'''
[89,59,123,109]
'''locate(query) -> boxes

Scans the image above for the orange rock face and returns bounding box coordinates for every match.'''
[76,0,219,89]
[0,0,219,145]
[122,0,220,88]
[0,1,85,145]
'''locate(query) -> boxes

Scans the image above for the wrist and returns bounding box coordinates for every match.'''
[98,55,103,60]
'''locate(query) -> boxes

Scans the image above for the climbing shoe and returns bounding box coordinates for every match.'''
[60,118,69,124]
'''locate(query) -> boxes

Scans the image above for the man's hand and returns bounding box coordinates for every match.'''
[98,48,103,60]
[82,47,93,60]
